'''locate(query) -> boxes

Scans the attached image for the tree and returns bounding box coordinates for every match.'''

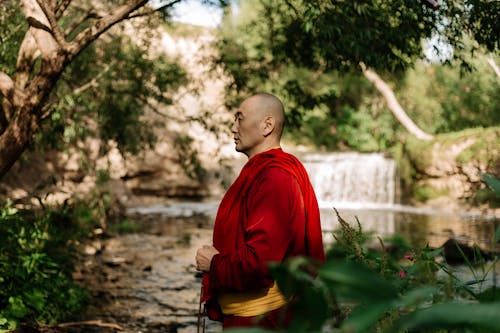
[359,63,434,140]
[0,0,185,179]
[215,0,499,146]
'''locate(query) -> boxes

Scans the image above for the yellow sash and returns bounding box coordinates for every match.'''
[218,281,288,317]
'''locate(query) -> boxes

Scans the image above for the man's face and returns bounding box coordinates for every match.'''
[231,98,263,156]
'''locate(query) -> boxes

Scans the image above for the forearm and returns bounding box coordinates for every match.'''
[209,248,273,292]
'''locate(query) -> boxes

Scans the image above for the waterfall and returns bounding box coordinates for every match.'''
[301,152,397,208]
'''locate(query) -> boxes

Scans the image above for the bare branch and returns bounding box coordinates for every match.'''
[73,61,116,94]
[486,56,500,81]
[26,15,52,33]
[54,320,124,330]
[128,0,182,19]
[0,72,15,102]
[154,0,183,11]
[359,62,434,141]
[36,0,69,50]
[64,11,101,37]
[21,0,60,60]
[68,0,148,58]
[55,0,72,19]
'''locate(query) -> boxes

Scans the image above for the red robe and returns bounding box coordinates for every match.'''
[202,148,325,328]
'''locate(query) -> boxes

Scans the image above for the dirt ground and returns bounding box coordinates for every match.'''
[59,214,221,333]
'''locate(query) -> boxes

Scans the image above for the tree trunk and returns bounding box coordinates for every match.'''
[0,106,38,177]
[359,62,434,141]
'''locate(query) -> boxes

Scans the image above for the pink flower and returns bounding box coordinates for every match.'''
[399,268,407,279]
[403,253,414,261]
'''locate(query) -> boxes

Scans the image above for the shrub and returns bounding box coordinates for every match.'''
[234,210,500,333]
[0,201,89,332]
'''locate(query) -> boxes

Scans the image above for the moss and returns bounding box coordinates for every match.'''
[456,127,500,165]
[404,126,500,172]
[404,136,435,172]
[413,184,449,202]
[402,127,500,206]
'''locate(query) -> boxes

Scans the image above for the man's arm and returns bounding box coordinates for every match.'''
[208,167,304,292]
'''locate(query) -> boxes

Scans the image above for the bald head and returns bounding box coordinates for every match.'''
[232,93,286,158]
[244,93,285,138]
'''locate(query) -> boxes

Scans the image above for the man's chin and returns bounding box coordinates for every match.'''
[234,146,246,155]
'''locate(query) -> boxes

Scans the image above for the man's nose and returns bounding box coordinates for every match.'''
[231,122,237,133]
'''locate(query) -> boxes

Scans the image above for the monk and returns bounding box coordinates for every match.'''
[195,93,325,330]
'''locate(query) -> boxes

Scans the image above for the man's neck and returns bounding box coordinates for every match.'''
[246,144,281,159]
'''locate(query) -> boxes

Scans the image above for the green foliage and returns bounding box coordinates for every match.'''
[36,32,187,155]
[174,134,206,180]
[0,202,90,331]
[216,0,500,152]
[109,218,142,234]
[390,302,500,333]
[478,174,500,208]
[403,127,500,203]
[0,0,187,158]
[0,1,27,76]
[413,184,449,203]
[231,211,500,333]
[399,58,500,134]
[482,174,500,197]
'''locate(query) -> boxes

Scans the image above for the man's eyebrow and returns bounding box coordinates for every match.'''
[235,111,243,118]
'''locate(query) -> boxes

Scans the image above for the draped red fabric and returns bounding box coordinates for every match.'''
[201,148,325,319]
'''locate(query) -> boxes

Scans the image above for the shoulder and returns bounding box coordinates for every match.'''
[252,167,301,195]
[259,166,295,182]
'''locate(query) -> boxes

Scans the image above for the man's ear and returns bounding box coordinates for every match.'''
[262,116,275,137]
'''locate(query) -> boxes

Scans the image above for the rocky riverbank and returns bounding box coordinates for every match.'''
[70,213,221,333]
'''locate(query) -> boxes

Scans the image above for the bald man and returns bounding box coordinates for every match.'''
[195,93,325,330]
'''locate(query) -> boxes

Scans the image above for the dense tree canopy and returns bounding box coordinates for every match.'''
[215,0,499,150]
[0,0,192,179]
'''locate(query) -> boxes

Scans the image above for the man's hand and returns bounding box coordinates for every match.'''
[195,245,219,272]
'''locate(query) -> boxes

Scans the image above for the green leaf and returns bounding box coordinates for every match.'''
[494,223,500,246]
[392,302,500,332]
[5,297,28,319]
[482,174,500,197]
[341,301,393,333]
[23,289,46,312]
[318,260,398,302]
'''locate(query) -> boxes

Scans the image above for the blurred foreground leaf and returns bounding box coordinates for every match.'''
[392,302,500,332]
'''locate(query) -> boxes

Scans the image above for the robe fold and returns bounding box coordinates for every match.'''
[202,148,325,327]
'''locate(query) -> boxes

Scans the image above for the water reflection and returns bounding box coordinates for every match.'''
[128,202,499,253]
[321,207,499,252]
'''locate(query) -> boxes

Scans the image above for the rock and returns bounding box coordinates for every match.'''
[441,238,492,265]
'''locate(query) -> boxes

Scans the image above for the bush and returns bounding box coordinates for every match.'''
[0,201,90,332]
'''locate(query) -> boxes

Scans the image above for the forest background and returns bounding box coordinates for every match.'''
[0,0,499,331]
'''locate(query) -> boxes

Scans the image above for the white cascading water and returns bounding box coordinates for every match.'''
[301,152,397,209]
